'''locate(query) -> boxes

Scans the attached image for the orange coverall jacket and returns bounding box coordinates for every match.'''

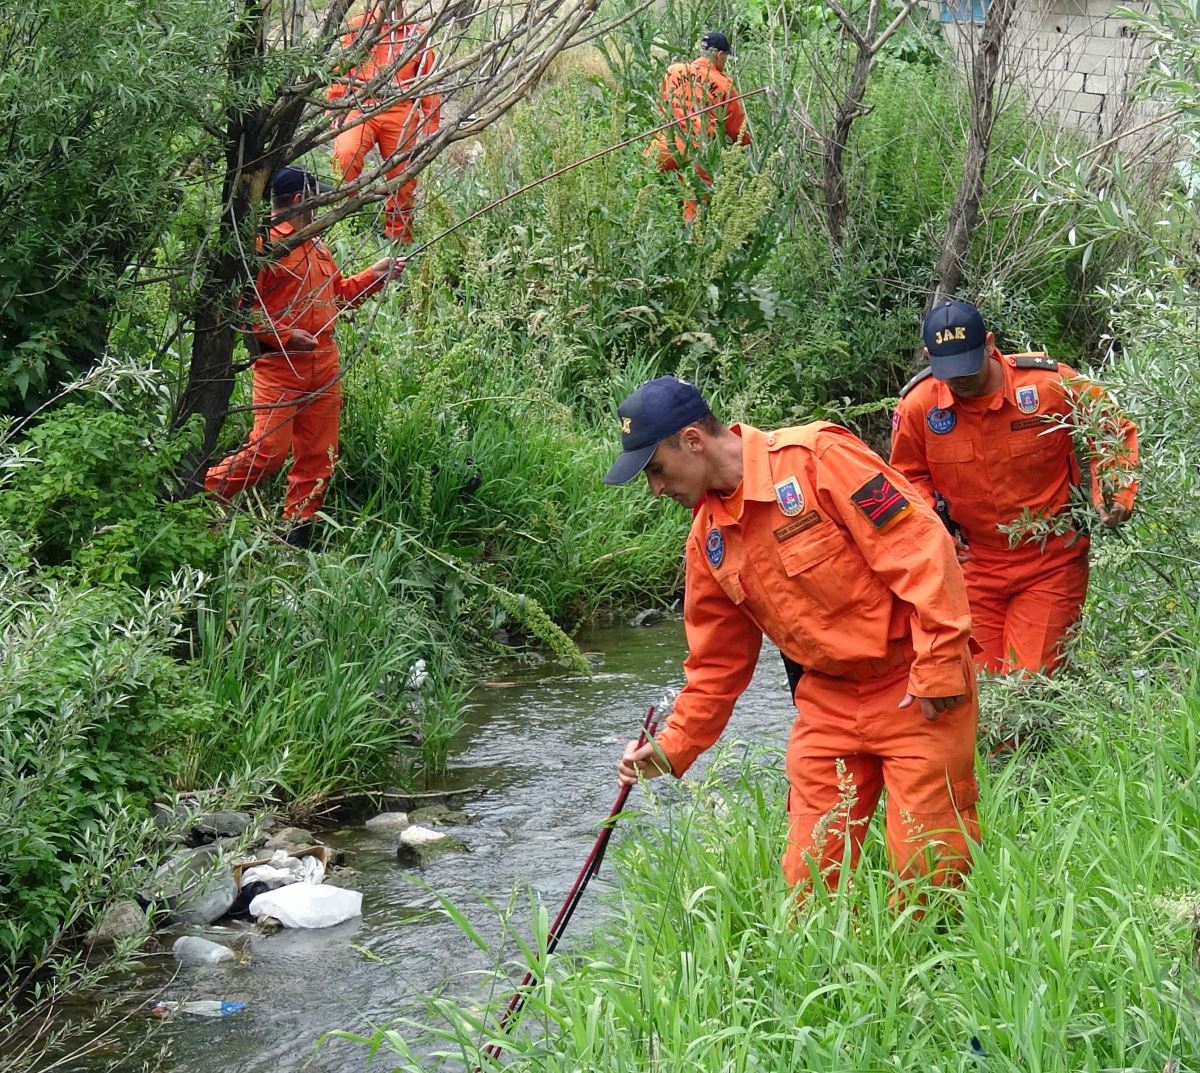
[656,423,977,888]
[889,349,1138,550]
[657,423,972,776]
[204,220,387,520]
[248,219,387,359]
[650,57,750,171]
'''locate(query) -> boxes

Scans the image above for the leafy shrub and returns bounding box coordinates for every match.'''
[0,567,213,967]
[0,0,221,413]
[0,402,222,586]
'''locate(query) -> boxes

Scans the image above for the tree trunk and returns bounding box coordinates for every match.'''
[822,47,873,251]
[926,0,1019,310]
[172,0,298,492]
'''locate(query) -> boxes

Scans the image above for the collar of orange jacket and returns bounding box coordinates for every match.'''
[703,423,778,525]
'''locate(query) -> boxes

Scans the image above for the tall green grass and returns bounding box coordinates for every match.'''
[190,527,462,806]
[343,655,1200,1070]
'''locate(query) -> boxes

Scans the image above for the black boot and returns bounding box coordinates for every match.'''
[281,520,314,549]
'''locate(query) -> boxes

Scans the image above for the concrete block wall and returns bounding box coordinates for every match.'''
[929,0,1152,139]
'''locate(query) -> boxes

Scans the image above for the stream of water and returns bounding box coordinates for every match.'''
[78,621,796,1072]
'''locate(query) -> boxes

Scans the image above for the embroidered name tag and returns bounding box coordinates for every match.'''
[774,511,821,543]
[851,473,911,531]
[1010,417,1043,431]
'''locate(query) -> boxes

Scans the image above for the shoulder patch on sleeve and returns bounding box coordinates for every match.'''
[851,472,912,531]
[899,367,934,398]
[1013,352,1058,371]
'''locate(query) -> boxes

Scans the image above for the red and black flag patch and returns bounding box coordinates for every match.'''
[851,473,911,531]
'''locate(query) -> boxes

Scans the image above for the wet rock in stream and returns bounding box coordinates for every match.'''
[364,812,410,833]
[263,827,317,852]
[408,804,469,826]
[395,825,466,866]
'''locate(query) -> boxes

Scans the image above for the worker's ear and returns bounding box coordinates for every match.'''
[679,425,705,453]
[923,347,930,360]
[985,331,995,349]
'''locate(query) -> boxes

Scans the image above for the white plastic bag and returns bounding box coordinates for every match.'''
[239,849,326,890]
[248,884,362,928]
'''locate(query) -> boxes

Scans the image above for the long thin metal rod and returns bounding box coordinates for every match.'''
[479,704,661,1066]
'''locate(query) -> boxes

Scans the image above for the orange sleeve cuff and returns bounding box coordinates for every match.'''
[906,653,968,699]
[337,266,387,305]
[654,724,705,778]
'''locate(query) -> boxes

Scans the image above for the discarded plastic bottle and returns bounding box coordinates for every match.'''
[148,999,246,1018]
[172,935,235,965]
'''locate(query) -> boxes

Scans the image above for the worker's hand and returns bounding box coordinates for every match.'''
[953,534,971,564]
[617,739,670,786]
[1098,501,1131,529]
[899,692,965,722]
[372,256,405,281]
[288,330,319,352]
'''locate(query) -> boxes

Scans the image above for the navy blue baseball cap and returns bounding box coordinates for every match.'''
[701,29,734,56]
[603,376,711,486]
[923,299,988,380]
[270,165,333,200]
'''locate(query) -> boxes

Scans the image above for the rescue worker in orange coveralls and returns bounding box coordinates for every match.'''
[650,30,751,225]
[205,166,403,546]
[890,300,1138,676]
[328,1,441,244]
[605,376,980,892]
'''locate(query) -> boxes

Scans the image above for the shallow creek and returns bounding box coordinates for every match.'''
[82,621,795,1071]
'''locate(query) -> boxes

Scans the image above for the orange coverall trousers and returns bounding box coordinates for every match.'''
[204,350,341,521]
[334,106,421,243]
[656,151,712,224]
[783,648,980,891]
[965,534,1090,675]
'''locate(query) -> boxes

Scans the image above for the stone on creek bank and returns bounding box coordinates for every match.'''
[364,812,409,833]
[192,811,253,839]
[85,900,150,944]
[395,825,467,867]
[263,827,317,852]
[144,846,237,926]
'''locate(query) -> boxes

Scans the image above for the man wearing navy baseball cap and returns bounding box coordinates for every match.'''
[647,30,751,224]
[606,376,982,900]
[890,299,1139,683]
[205,163,404,546]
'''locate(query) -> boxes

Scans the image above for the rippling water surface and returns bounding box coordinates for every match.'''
[85,621,795,1072]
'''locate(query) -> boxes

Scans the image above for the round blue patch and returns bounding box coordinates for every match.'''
[705,527,725,568]
[927,407,957,435]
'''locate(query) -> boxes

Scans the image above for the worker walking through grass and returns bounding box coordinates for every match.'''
[328,1,441,244]
[649,30,751,225]
[205,166,403,545]
[890,300,1139,676]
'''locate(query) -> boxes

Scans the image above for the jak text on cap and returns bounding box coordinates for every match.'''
[923,299,988,380]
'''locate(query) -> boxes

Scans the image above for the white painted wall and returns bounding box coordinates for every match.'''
[929,0,1152,137]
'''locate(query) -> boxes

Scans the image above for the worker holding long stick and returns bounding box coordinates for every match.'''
[605,376,980,895]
